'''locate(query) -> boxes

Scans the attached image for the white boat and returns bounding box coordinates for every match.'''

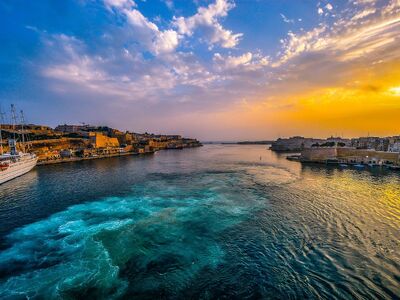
[0,105,37,184]
[354,164,365,169]
[0,151,38,184]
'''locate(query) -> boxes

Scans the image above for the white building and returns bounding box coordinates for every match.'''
[388,141,400,153]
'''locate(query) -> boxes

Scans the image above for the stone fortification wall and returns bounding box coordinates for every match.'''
[301,148,337,161]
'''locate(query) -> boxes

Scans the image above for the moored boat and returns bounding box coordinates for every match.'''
[354,164,365,169]
[0,105,37,185]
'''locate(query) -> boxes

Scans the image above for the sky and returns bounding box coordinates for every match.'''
[0,0,399,141]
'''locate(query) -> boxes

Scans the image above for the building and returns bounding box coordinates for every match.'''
[60,149,73,158]
[138,145,152,154]
[77,148,97,157]
[301,147,338,162]
[270,137,325,152]
[389,142,400,153]
[112,132,135,146]
[301,147,400,165]
[388,136,400,152]
[351,137,389,151]
[325,136,351,147]
[149,139,168,150]
[55,124,86,133]
[89,133,120,148]
[272,136,392,152]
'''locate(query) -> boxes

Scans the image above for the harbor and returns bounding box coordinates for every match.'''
[36,150,154,166]
[270,136,400,172]
[0,106,202,183]
[297,148,400,170]
[1,0,400,298]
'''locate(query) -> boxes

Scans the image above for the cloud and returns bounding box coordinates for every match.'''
[39,31,220,109]
[104,0,242,54]
[164,0,174,10]
[353,0,376,5]
[173,0,242,48]
[213,52,269,70]
[18,0,400,139]
[277,1,400,65]
[153,30,179,54]
[381,0,400,15]
[39,0,246,115]
[213,52,252,68]
[106,2,179,55]
[41,34,174,100]
[351,8,376,20]
[280,13,294,24]
[276,26,328,65]
[41,0,399,117]
[104,0,135,9]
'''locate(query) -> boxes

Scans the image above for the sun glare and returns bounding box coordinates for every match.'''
[388,86,400,96]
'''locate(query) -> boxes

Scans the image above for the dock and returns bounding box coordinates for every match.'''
[37,151,154,166]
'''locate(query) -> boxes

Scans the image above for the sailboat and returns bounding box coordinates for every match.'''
[0,105,38,184]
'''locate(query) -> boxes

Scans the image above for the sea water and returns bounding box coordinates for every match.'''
[0,145,399,299]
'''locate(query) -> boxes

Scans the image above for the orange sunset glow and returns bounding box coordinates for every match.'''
[1,0,400,140]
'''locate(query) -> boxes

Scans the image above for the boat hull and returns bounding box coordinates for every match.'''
[0,155,38,184]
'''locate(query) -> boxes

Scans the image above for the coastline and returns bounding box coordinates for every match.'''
[36,151,153,166]
[36,145,202,166]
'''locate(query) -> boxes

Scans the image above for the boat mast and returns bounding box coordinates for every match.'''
[11,104,17,141]
[20,110,26,153]
[10,104,18,155]
[0,105,4,155]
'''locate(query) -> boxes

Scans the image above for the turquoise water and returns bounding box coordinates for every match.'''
[0,145,399,299]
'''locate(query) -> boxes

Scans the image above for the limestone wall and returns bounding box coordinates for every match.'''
[301,147,400,164]
[301,148,337,161]
[90,133,120,148]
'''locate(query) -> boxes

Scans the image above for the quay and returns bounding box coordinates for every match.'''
[271,135,400,171]
[0,123,202,169]
[286,147,400,171]
[36,151,154,166]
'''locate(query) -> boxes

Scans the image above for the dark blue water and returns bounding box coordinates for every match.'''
[0,145,399,299]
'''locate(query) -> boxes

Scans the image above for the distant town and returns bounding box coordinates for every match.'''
[1,121,400,170]
[0,123,202,165]
[270,136,400,169]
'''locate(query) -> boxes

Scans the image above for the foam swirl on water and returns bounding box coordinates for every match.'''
[0,169,267,299]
